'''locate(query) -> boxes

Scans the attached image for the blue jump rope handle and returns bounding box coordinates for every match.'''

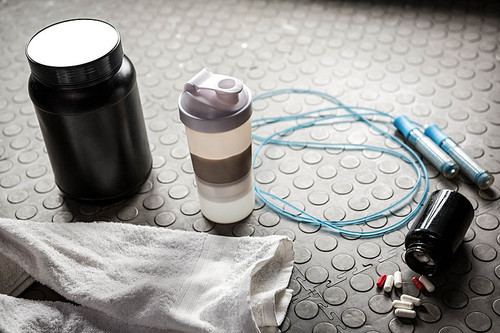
[425,124,494,189]
[394,116,459,179]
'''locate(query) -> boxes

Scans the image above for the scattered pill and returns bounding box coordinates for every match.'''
[394,271,402,288]
[418,275,435,292]
[384,275,394,292]
[395,308,417,319]
[412,277,425,291]
[413,251,431,263]
[376,274,387,288]
[400,294,422,307]
[392,300,414,310]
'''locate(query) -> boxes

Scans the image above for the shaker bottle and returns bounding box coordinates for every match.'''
[26,19,152,202]
[179,68,254,223]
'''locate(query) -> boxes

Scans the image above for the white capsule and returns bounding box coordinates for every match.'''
[384,274,394,292]
[395,308,416,319]
[413,251,430,263]
[394,271,403,288]
[392,300,414,310]
[400,294,422,307]
[418,275,435,292]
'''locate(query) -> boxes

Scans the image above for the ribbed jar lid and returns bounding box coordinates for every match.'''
[26,18,123,86]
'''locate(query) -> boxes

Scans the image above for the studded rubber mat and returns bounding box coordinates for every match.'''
[1,0,499,332]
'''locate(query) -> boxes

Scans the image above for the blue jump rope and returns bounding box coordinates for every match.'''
[251,89,429,238]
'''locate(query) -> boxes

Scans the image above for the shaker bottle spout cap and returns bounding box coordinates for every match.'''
[179,68,252,133]
[184,68,243,105]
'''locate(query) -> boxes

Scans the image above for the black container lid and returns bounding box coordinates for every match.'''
[26,18,123,86]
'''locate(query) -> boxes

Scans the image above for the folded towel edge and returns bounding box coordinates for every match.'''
[250,236,294,331]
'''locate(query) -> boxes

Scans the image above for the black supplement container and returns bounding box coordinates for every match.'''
[405,189,474,276]
[26,18,152,202]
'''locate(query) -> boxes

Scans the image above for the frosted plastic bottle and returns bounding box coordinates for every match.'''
[179,68,254,223]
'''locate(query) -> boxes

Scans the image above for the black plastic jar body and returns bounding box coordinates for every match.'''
[404,189,474,275]
[26,19,152,202]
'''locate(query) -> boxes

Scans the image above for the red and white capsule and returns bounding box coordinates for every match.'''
[384,275,395,292]
[418,275,435,292]
[376,274,387,288]
[412,277,425,291]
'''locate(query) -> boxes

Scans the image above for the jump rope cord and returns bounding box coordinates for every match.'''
[251,89,429,238]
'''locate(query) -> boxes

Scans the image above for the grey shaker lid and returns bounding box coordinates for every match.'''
[178,68,252,133]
